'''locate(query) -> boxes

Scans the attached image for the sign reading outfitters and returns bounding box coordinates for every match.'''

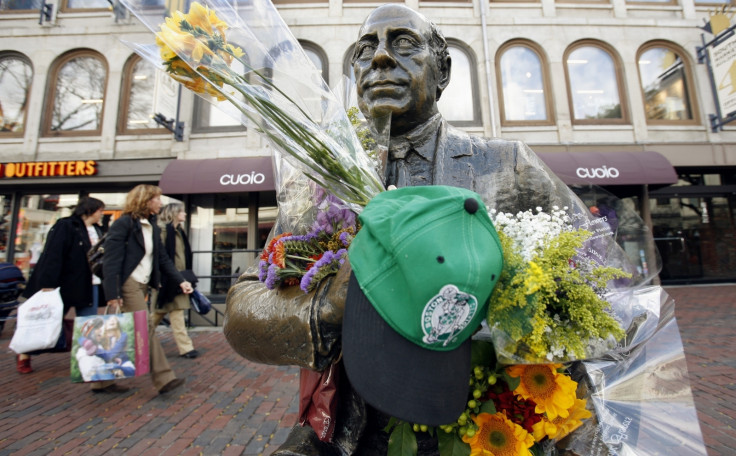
[0,160,98,179]
[159,157,275,194]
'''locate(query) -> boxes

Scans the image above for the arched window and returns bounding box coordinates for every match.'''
[438,41,481,126]
[564,41,628,124]
[119,54,178,134]
[300,41,328,85]
[43,50,107,136]
[496,40,554,125]
[0,52,33,136]
[193,43,248,132]
[637,42,698,124]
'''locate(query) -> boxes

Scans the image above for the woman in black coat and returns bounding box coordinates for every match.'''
[17,197,105,375]
[101,184,192,395]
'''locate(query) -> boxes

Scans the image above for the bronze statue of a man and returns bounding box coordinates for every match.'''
[225,4,572,455]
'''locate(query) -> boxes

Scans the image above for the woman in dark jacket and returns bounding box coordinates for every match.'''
[17,197,105,375]
[154,202,198,359]
[102,184,192,395]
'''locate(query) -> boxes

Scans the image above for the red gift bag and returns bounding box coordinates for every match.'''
[298,361,340,442]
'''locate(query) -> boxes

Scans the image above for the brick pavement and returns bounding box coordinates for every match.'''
[0,285,733,456]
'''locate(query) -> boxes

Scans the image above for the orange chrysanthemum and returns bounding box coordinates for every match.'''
[462,413,535,456]
[506,364,576,420]
[532,398,592,441]
[271,241,288,269]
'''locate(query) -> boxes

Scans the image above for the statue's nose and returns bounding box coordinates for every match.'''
[371,42,397,69]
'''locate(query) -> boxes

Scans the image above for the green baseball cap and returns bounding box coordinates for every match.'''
[343,185,503,425]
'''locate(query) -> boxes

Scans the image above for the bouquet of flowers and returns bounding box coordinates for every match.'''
[258,187,357,292]
[384,340,593,456]
[487,206,630,364]
[123,0,383,212]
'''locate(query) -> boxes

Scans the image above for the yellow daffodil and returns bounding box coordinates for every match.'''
[463,413,535,456]
[532,398,592,441]
[506,364,577,420]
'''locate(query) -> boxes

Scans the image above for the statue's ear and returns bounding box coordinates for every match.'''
[436,52,451,98]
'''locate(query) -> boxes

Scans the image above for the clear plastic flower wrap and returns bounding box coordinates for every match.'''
[121,0,384,216]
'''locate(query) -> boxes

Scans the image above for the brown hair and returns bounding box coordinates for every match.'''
[123,184,162,219]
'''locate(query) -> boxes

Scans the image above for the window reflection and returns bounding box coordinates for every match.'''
[189,194,275,295]
[499,45,548,122]
[0,54,32,134]
[0,0,42,10]
[193,53,247,131]
[638,47,693,121]
[48,54,106,133]
[438,45,476,123]
[123,56,178,132]
[566,45,623,121]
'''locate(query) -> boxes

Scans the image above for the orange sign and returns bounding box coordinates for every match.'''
[0,160,98,178]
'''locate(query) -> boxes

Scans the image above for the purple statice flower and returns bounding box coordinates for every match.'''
[265,263,280,290]
[300,249,347,292]
[258,259,269,281]
[338,230,353,247]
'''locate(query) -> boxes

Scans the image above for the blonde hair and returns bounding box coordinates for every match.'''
[158,202,184,226]
[123,184,162,219]
[103,315,122,350]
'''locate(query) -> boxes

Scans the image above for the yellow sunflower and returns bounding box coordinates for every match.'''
[532,398,591,441]
[506,364,577,420]
[462,413,535,456]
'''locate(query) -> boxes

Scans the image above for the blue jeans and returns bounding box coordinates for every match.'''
[76,285,100,317]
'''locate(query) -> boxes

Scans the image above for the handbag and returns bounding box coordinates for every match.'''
[189,289,211,315]
[87,234,107,279]
[70,309,150,383]
[298,360,341,443]
[9,288,64,354]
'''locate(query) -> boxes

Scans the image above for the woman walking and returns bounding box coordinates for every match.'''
[16,197,106,375]
[102,185,192,394]
[154,202,199,359]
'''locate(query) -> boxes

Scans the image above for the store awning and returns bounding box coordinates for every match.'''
[536,151,678,186]
[159,157,275,194]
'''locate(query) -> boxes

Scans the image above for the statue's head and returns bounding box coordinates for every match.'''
[352,4,451,135]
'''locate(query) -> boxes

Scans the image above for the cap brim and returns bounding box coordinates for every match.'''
[342,272,470,426]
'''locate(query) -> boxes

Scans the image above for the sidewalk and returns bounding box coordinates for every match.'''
[0,284,734,456]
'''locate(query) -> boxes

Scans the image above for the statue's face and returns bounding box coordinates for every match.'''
[353,5,445,135]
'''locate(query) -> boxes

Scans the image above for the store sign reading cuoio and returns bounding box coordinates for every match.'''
[0,160,98,178]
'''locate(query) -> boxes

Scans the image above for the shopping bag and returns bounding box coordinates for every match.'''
[70,310,150,383]
[9,288,64,354]
[27,318,74,355]
[298,361,340,442]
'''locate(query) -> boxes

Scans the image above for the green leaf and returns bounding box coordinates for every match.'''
[437,431,470,456]
[384,416,401,434]
[478,399,497,415]
[387,422,418,456]
[503,371,521,391]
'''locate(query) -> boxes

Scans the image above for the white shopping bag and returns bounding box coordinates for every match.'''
[9,288,64,354]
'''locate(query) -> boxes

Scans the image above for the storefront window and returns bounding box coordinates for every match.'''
[651,173,736,283]
[189,194,276,295]
[0,0,41,10]
[14,192,130,278]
